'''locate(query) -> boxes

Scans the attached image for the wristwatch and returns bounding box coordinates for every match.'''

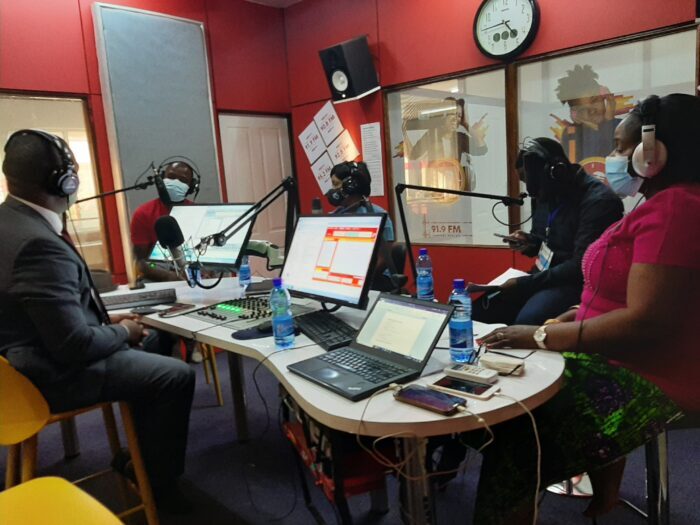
[533,325,549,350]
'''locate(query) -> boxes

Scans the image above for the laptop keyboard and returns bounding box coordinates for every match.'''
[318,348,407,384]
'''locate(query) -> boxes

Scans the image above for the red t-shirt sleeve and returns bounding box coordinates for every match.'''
[130,203,155,247]
[631,187,700,269]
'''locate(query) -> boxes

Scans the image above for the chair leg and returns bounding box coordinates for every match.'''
[59,418,80,459]
[646,431,670,525]
[5,444,21,488]
[101,404,121,457]
[20,434,38,483]
[119,402,159,525]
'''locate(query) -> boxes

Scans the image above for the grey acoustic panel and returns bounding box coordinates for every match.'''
[93,3,221,217]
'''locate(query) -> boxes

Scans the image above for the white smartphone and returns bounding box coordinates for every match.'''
[429,376,500,400]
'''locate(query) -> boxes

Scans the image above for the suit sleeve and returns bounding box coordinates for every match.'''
[10,238,129,364]
[516,196,624,294]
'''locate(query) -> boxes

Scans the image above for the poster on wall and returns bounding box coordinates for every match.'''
[310,152,334,193]
[361,122,385,197]
[387,69,508,246]
[314,101,344,146]
[328,129,360,164]
[518,29,696,214]
[299,120,325,164]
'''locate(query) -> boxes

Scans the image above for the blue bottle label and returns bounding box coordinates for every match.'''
[273,314,295,347]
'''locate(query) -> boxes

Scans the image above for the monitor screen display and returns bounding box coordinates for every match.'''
[281,214,386,309]
[148,203,255,267]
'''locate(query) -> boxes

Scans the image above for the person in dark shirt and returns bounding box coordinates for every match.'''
[472,137,624,325]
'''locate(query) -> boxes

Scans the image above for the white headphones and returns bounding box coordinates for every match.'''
[631,96,668,178]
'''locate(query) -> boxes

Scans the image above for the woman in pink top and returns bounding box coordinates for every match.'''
[471,94,698,525]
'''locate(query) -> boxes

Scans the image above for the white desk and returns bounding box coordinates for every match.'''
[134,285,565,524]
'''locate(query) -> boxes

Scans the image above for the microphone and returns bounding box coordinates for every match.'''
[154,216,190,282]
[153,165,172,207]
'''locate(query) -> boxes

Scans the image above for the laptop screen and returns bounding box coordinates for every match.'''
[355,296,450,363]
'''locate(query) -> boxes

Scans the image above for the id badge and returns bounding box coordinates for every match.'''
[536,242,554,271]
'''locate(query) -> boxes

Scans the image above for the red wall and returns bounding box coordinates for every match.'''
[0,0,291,282]
[284,0,695,297]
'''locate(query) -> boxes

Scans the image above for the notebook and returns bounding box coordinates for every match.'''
[287,294,454,401]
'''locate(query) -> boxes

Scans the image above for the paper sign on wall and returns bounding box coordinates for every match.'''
[360,122,384,197]
[310,152,334,194]
[328,129,360,165]
[299,121,325,164]
[314,101,344,146]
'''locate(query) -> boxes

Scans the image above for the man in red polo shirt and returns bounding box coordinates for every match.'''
[130,161,196,282]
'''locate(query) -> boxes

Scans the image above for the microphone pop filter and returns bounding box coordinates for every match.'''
[155,215,184,249]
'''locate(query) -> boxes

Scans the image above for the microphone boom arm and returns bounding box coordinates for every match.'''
[75,177,157,204]
[394,183,525,284]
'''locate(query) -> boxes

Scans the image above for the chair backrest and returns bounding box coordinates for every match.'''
[0,359,50,446]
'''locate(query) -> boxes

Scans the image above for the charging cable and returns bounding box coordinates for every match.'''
[494,392,541,525]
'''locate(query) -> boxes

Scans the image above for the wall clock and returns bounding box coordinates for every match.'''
[474,0,540,61]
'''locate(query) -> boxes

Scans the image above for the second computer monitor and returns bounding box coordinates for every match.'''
[281,213,387,309]
[148,203,255,268]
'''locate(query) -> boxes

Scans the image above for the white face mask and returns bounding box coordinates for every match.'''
[605,156,644,197]
[163,178,190,203]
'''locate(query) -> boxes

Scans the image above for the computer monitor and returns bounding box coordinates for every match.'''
[281,213,387,309]
[148,203,255,268]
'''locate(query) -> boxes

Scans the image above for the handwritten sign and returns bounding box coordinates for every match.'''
[310,153,334,193]
[298,120,324,164]
[328,129,360,165]
[314,101,343,146]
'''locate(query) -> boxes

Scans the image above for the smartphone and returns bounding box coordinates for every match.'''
[493,233,522,244]
[429,376,500,400]
[158,303,196,318]
[394,385,466,416]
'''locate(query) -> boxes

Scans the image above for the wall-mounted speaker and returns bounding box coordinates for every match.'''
[319,35,380,103]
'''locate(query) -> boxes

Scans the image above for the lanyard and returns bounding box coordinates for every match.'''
[545,204,563,242]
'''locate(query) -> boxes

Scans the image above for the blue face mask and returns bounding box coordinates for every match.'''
[605,156,643,197]
[163,178,189,203]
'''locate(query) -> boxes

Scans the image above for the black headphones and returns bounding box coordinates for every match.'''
[521,138,568,183]
[156,156,202,198]
[5,129,80,197]
[333,161,370,197]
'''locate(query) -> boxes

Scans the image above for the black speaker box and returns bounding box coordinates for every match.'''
[319,35,380,103]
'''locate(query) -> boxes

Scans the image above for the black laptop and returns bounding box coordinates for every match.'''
[287,294,454,401]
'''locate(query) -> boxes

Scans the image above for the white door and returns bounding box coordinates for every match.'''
[218,114,292,277]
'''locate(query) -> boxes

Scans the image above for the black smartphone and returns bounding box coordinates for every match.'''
[493,233,522,244]
[130,305,159,315]
[394,385,466,416]
[158,303,196,318]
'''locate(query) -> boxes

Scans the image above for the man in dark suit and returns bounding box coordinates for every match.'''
[0,130,195,512]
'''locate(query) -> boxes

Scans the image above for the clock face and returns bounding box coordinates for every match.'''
[474,0,540,60]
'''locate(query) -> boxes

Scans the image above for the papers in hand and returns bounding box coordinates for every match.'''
[467,268,529,293]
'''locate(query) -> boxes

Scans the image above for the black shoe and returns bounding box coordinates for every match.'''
[111,448,137,485]
[153,482,194,515]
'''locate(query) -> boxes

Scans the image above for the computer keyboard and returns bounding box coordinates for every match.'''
[101,288,177,311]
[294,310,358,351]
[318,348,405,384]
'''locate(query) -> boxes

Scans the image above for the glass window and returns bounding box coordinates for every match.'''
[0,95,109,270]
[518,29,697,212]
[387,69,509,246]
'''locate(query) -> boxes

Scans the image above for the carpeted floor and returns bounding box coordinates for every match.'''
[2,353,698,524]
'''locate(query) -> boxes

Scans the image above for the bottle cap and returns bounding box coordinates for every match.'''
[453,278,465,290]
[419,248,428,256]
[273,277,282,288]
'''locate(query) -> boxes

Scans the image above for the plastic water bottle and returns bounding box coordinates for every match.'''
[448,278,475,363]
[269,277,295,349]
[416,248,434,301]
[238,255,251,288]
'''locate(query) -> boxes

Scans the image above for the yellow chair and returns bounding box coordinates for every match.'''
[0,358,158,525]
[0,476,122,525]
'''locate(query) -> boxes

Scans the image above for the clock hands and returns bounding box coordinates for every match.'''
[482,19,509,31]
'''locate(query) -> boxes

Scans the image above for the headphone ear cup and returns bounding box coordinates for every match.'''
[631,139,668,178]
[550,161,568,182]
